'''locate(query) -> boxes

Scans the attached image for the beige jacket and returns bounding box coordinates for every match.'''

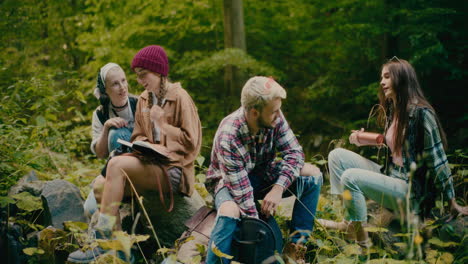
[131,82,202,196]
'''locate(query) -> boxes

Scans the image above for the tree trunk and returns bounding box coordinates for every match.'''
[223,0,246,111]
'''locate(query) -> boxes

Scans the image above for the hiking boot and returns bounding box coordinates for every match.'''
[67,246,106,263]
[357,238,373,255]
[67,228,110,263]
[283,242,307,264]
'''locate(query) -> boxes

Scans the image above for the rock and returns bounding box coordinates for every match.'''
[8,171,45,197]
[41,180,87,229]
[438,215,467,243]
[128,188,206,248]
[1,223,27,264]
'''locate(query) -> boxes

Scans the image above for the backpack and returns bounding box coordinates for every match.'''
[96,96,138,125]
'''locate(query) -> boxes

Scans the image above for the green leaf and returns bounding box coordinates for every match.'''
[75,90,87,104]
[210,243,233,259]
[12,192,42,212]
[157,247,176,255]
[196,155,205,167]
[364,226,388,233]
[315,159,327,166]
[63,221,88,233]
[428,237,459,248]
[23,247,45,255]
[196,173,206,183]
[343,244,361,255]
[35,115,46,127]
[0,196,16,207]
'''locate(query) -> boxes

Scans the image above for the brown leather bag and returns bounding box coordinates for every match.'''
[176,206,217,262]
[184,206,217,239]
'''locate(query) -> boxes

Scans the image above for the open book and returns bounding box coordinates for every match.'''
[117,139,171,162]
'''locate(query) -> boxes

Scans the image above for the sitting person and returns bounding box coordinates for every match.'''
[83,62,138,217]
[205,76,323,264]
[68,45,202,263]
[320,57,468,251]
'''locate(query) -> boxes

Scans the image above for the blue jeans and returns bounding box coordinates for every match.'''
[84,127,133,217]
[328,148,408,221]
[206,173,322,264]
[107,127,133,153]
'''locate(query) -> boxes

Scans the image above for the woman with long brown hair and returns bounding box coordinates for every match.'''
[321,57,467,250]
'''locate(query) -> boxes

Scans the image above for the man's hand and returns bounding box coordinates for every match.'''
[446,198,468,222]
[104,117,128,130]
[261,184,284,218]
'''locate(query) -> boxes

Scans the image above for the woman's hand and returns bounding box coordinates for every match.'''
[104,117,128,130]
[150,105,167,125]
[447,198,468,222]
[349,128,365,146]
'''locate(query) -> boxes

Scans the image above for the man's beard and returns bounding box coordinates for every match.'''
[258,116,275,129]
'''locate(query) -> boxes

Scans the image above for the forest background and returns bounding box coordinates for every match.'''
[0,0,467,262]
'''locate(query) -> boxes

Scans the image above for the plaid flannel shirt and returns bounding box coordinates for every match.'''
[206,107,305,218]
[419,109,455,199]
[402,107,455,200]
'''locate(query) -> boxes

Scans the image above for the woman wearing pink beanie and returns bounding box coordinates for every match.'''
[68,45,202,263]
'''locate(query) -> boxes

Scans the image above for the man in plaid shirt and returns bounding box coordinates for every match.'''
[206,76,322,264]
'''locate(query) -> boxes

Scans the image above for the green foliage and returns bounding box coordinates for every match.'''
[12,192,42,212]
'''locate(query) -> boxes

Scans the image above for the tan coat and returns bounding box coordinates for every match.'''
[131,82,202,196]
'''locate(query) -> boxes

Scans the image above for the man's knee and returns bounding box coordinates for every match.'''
[300,163,321,177]
[218,201,241,219]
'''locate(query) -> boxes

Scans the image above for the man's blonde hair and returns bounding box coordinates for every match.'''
[241,76,286,110]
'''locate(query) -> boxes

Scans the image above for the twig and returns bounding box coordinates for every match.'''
[120,168,166,259]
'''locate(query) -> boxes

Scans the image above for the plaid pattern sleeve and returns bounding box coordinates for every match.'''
[216,137,258,217]
[422,109,455,200]
[270,111,305,189]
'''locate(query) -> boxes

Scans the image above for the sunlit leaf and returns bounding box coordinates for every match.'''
[63,221,88,233]
[364,226,388,233]
[23,247,45,256]
[196,243,206,255]
[196,173,206,183]
[190,255,202,264]
[12,192,42,212]
[343,244,361,255]
[428,237,459,248]
[315,159,327,165]
[393,242,407,249]
[211,243,233,259]
[196,155,205,167]
[157,247,176,255]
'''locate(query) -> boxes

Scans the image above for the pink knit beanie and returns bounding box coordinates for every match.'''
[131,45,169,76]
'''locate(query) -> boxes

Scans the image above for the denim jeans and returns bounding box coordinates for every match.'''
[108,127,133,153]
[84,127,133,217]
[328,148,408,222]
[206,173,322,264]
